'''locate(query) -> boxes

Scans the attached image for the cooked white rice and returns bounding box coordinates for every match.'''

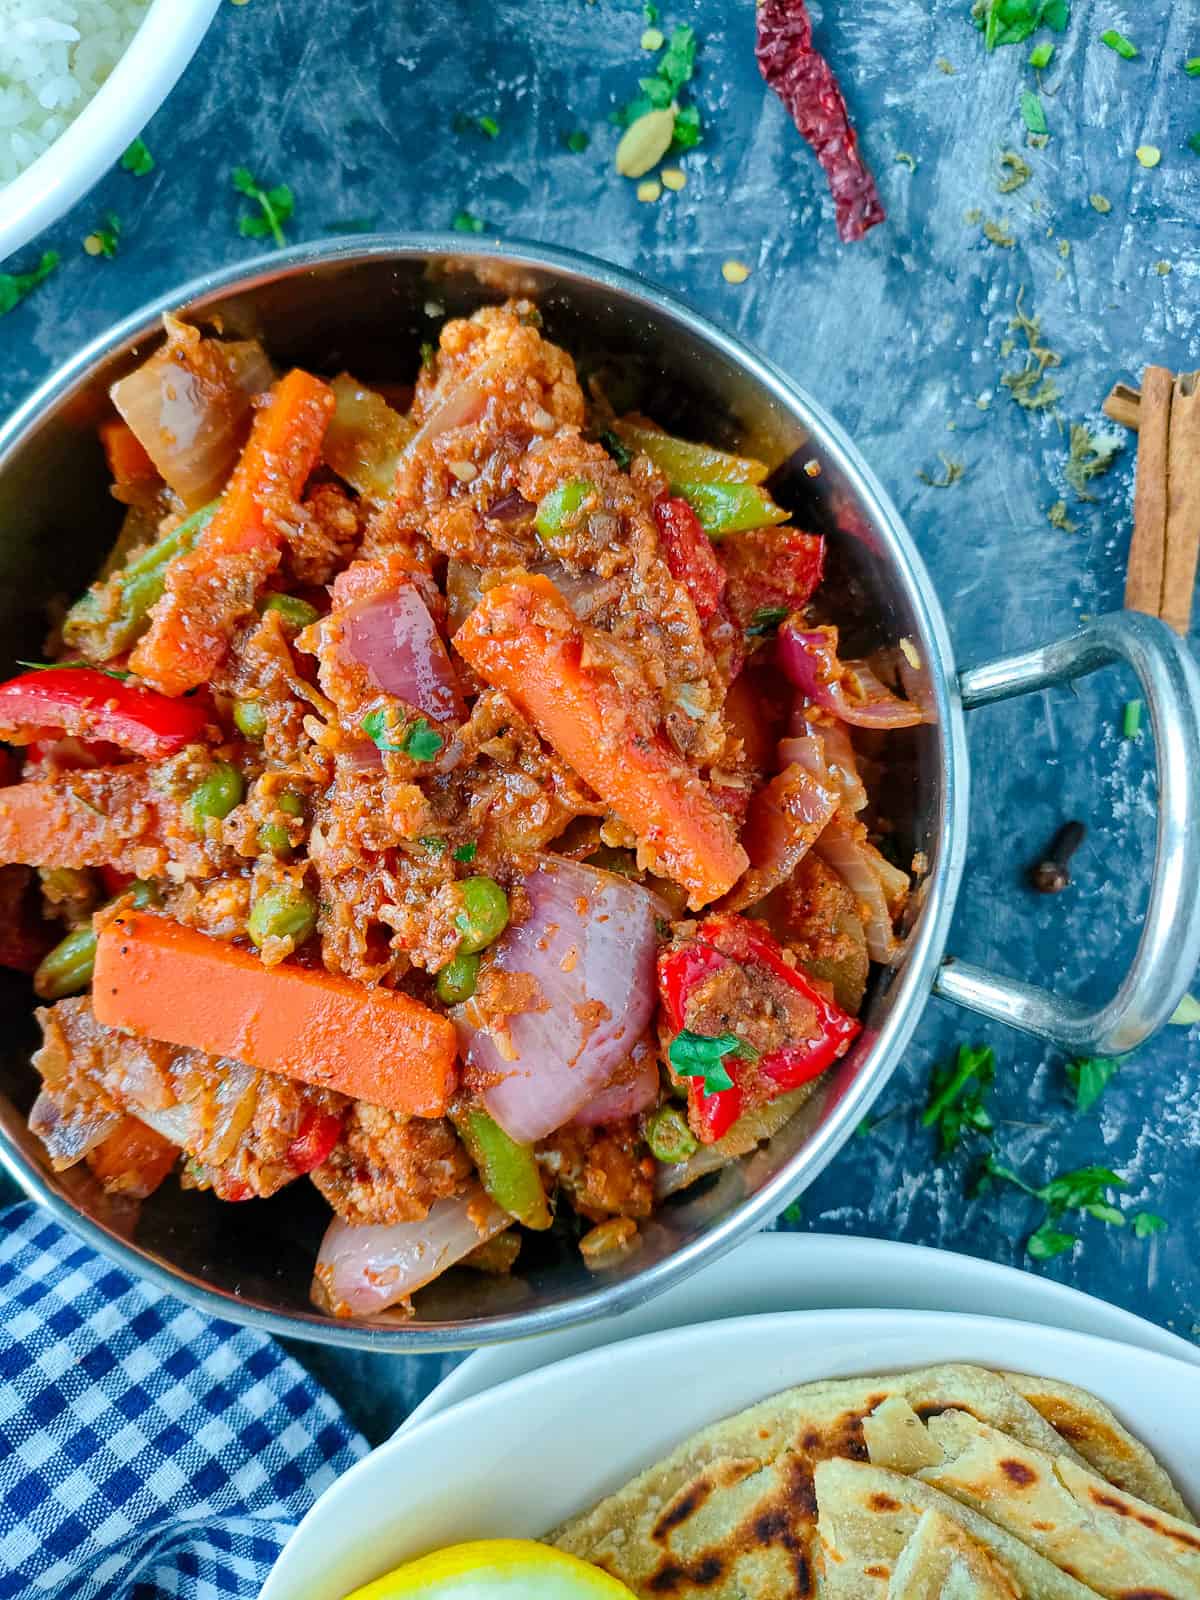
[0,0,151,185]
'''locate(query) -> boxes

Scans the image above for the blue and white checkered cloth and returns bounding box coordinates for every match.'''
[0,1202,368,1600]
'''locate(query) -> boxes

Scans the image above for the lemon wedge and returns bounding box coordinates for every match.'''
[344,1540,637,1599]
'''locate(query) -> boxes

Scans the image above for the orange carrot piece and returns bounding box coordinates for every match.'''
[93,912,458,1117]
[130,369,335,696]
[454,575,748,909]
[99,419,159,494]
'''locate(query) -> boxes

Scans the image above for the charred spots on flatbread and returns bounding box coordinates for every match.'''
[868,1492,902,1512]
[863,1566,890,1580]
[1087,1489,1200,1550]
[1120,1592,1175,1599]
[646,1554,725,1592]
[651,1479,714,1542]
[999,1458,1038,1487]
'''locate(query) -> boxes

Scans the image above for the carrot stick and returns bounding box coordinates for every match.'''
[93,912,458,1117]
[454,575,748,909]
[99,419,159,494]
[130,369,335,696]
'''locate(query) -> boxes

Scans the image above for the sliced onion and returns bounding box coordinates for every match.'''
[110,328,269,510]
[572,1048,660,1127]
[813,812,907,964]
[720,762,840,913]
[458,857,663,1144]
[406,356,500,455]
[29,1090,122,1170]
[312,1184,509,1318]
[324,373,415,502]
[485,490,535,523]
[340,582,464,722]
[782,716,868,814]
[778,624,926,730]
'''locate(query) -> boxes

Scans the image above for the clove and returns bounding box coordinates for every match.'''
[1028,820,1086,894]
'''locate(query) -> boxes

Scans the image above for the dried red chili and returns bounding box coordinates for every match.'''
[755,0,885,244]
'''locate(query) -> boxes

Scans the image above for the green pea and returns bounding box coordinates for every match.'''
[455,876,509,955]
[233,699,268,740]
[645,1103,698,1164]
[187,762,244,832]
[534,479,593,544]
[33,878,158,1000]
[436,950,480,1005]
[256,794,304,857]
[248,883,317,949]
[260,594,320,631]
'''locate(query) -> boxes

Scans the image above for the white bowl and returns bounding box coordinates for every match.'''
[0,0,221,263]
[263,1308,1200,1600]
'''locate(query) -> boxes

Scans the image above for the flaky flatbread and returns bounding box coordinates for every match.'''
[1003,1369,1194,1521]
[887,1510,1021,1599]
[813,1458,1100,1599]
[918,1410,1200,1600]
[552,1366,1089,1600]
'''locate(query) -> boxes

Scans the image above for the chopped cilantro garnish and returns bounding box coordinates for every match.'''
[1188,132,1200,157]
[746,606,789,637]
[120,137,155,176]
[1028,41,1054,67]
[1100,29,1137,59]
[780,1199,804,1225]
[1020,90,1048,136]
[85,212,121,259]
[233,167,294,248]
[670,102,702,152]
[453,841,478,863]
[1065,422,1122,498]
[0,250,58,317]
[477,114,500,138]
[1122,698,1142,738]
[1027,1222,1077,1259]
[922,1044,995,1157]
[617,22,701,149]
[1187,58,1200,76]
[565,129,591,153]
[979,1153,1132,1259]
[361,709,444,761]
[452,209,485,233]
[1133,1211,1168,1238]
[643,1,659,20]
[1066,1056,1119,1113]
[599,429,633,470]
[972,0,1069,50]
[420,836,446,855]
[668,1028,758,1095]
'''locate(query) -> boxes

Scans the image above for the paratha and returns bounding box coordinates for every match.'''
[887,1510,1022,1599]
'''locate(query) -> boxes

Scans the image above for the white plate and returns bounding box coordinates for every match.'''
[264,1308,1200,1600]
[403,1232,1200,1434]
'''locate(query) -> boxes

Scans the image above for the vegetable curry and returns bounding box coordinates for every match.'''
[0,301,926,1318]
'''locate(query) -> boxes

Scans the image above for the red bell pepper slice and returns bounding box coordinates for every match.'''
[652,494,727,621]
[657,912,861,1143]
[286,1109,344,1175]
[0,668,210,760]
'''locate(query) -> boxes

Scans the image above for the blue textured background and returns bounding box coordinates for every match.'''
[1,0,1197,1441]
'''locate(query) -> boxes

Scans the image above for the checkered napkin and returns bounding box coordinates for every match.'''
[0,1202,368,1600]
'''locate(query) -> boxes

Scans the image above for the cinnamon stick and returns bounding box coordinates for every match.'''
[1125,367,1174,619]
[1160,372,1200,636]
[1103,382,1141,431]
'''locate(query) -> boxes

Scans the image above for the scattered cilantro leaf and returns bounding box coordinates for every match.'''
[452,209,485,233]
[856,1116,876,1138]
[120,137,154,176]
[781,1199,804,1224]
[0,250,58,317]
[668,1028,758,1095]
[400,716,444,761]
[617,23,699,137]
[643,1,659,20]
[1188,132,1200,157]
[1037,1163,1127,1213]
[746,605,789,637]
[972,0,1069,50]
[917,453,967,487]
[922,1044,995,1156]
[477,114,500,138]
[599,429,633,470]
[232,168,294,248]
[1100,29,1137,59]
[1020,90,1048,136]
[1122,698,1142,738]
[1027,1221,1076,1259]
[1133,1211,1167,1238]
[1029,41,1054,67]
[453,841,478,863]
[670,102,702,152]
[420,836,447,855]
[1066,1056,1119,1113]
[565,129,590,153]
[1187,58,1200,77]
